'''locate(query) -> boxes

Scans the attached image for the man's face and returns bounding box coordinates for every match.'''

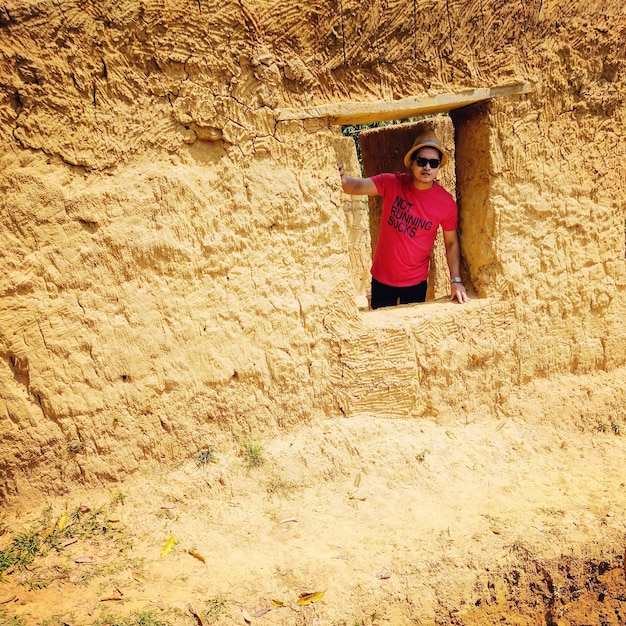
[411,147,442,187]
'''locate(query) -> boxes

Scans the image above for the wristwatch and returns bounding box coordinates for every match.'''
[450,276,463,284]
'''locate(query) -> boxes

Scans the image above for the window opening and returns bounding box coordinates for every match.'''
[340,114,460,308]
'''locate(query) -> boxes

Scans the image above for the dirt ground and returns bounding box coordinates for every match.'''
[1,370,626,626]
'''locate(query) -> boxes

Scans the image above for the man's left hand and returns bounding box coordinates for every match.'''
[449,284,470,303]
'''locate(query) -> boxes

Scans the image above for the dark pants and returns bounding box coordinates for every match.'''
[371,277,427,310]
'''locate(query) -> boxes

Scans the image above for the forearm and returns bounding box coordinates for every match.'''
[337,163,378,196]
[444,233,469,303]
[444,238,462,279]
[341,176,376,195]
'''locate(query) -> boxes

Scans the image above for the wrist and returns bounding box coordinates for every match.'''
[450,276,463,284]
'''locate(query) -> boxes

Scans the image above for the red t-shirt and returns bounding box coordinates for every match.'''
[370,173,458,287]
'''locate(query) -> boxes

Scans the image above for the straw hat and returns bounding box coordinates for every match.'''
[403,129,449,168]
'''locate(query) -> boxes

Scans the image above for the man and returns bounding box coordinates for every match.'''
[338,129,469,309]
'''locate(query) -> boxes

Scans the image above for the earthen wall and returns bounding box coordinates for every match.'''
[0,0,624,500]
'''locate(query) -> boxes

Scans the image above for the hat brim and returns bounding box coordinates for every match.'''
[404,142,449,169]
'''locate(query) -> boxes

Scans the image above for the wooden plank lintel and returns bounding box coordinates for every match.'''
[277,81,534,125]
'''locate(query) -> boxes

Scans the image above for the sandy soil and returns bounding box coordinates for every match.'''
[1,371,626,626]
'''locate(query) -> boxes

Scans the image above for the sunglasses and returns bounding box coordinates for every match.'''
[413,157,441,168]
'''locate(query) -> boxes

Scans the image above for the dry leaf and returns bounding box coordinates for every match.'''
[242,608,253,623]
[100,595,123,602]
[57,514,68,532]
[271,599,285,607]
[353,473,361,487]
[188,549,207,565]
[41,521,57,539]
[377,570,391,579]
[51,572,69,582]
[445,430,457,439]
[160,535,175,558]
[496,421,506,431]
[75,556,96,564]
[187,602,207,626]
[133,572,147,583]
[297,590,324,605]
[348,494,367,501]
[254,607,271,617]
[279,517,298,524]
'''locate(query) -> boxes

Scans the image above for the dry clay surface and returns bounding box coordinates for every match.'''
[1,1,626,624]
[1,369,626,626]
